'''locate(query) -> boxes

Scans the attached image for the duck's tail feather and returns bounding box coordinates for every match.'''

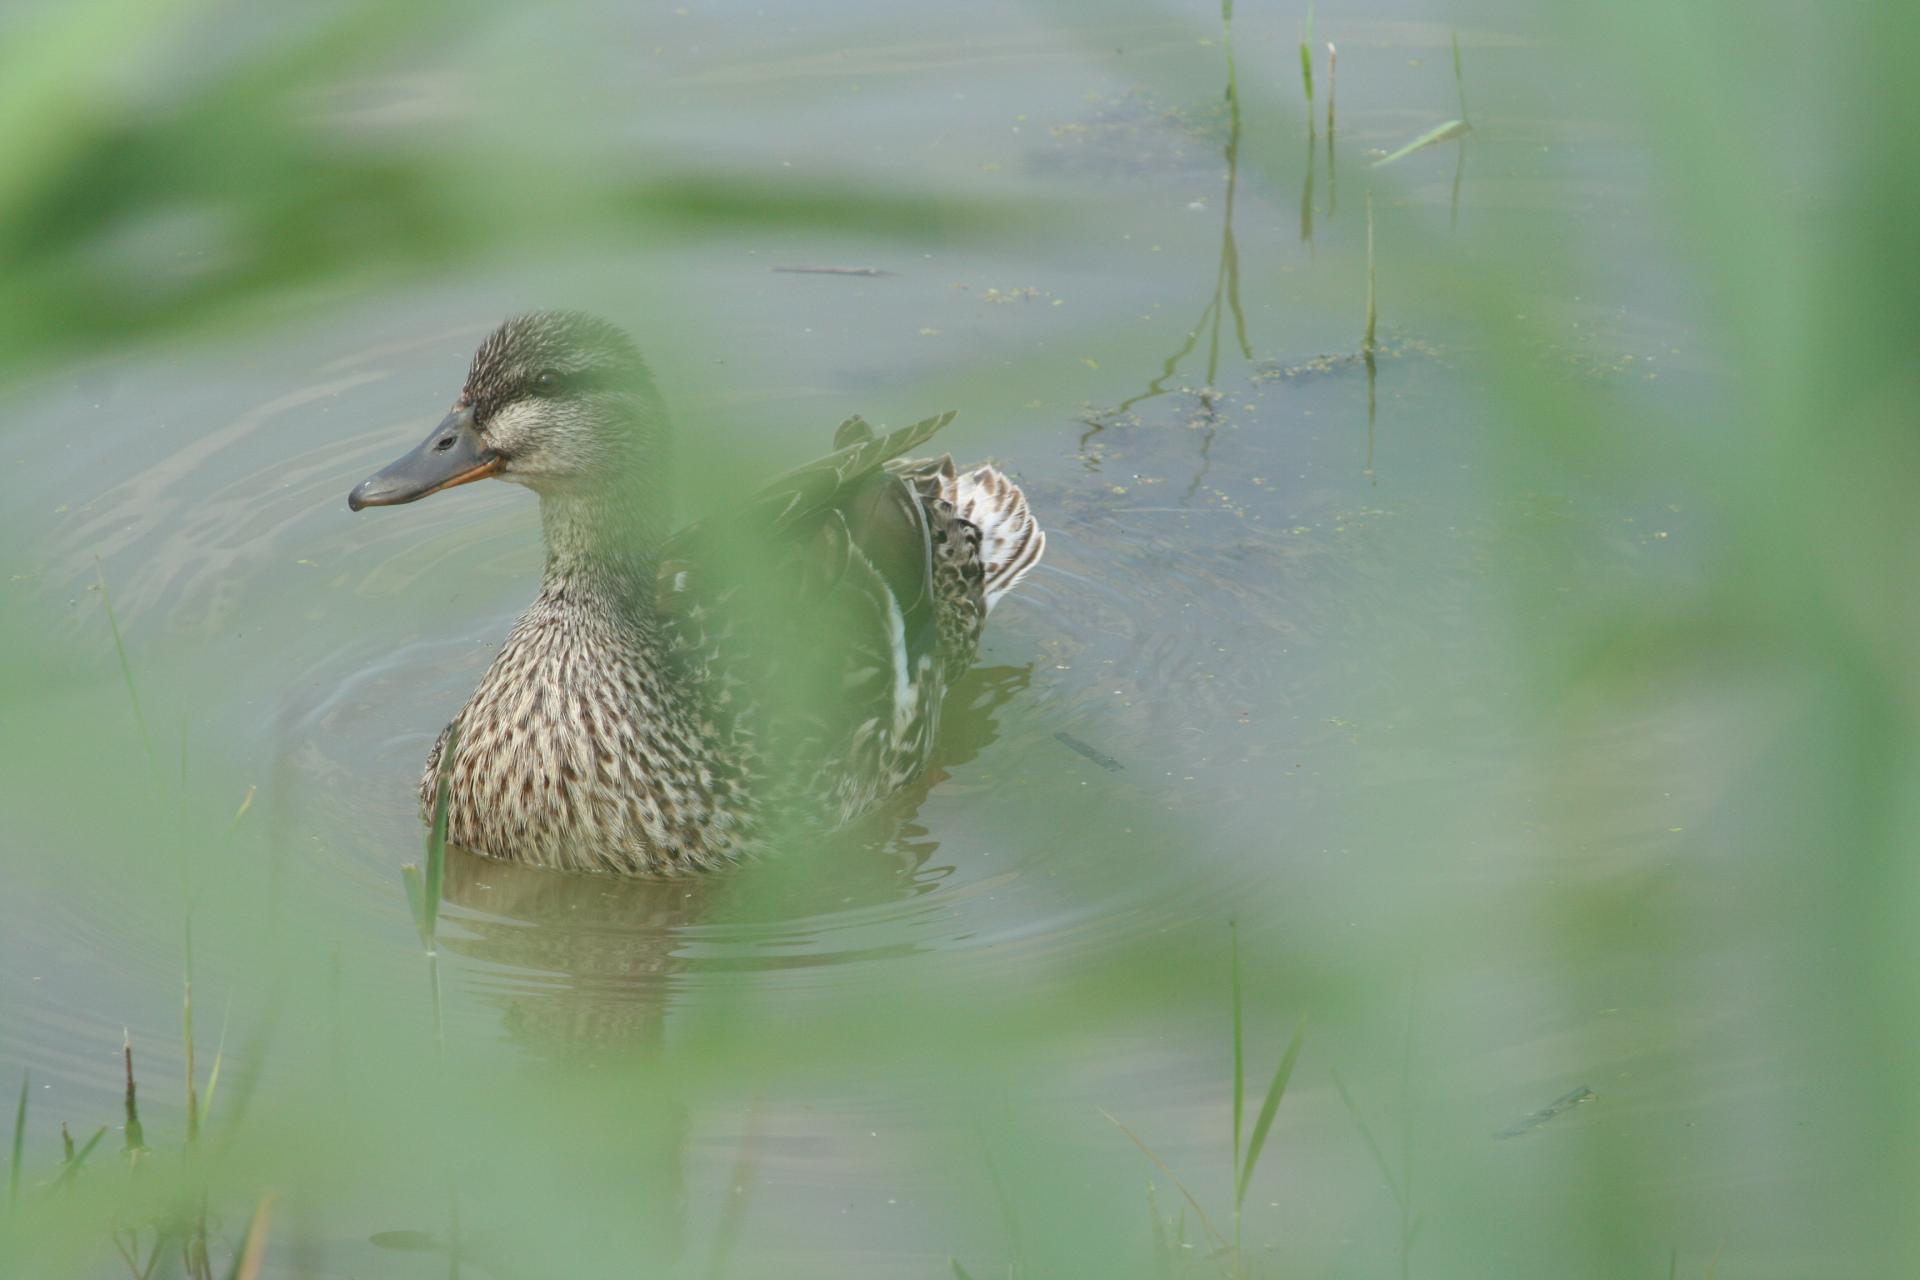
[950,463,1045,611]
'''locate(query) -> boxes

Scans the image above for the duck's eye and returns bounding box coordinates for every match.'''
[532,369,561,395]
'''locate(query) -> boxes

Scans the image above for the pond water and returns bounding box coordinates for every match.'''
[0,1,1853,1276]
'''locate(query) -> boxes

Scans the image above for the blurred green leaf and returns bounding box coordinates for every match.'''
[1371,119,1469,167]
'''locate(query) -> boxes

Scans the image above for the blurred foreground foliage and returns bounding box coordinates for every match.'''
[0,0,1040,380]
[2,0,1919,1275]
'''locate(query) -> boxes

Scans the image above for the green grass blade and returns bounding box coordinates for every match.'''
[226,786,256,834]
[1372,119,1471,167]
[8,1074,25,1209]
[183,913,198,1148]
[121,1033,146,1158]
[1236,1016,1305,1208]
[402,864,427,946]
[1364,190,1377,353]
[226,1193,276,1280]
[1148,1182,1174,1279]
[55,1125,108,1189]
[1229,922,1244,1179]
[1299,1,1315,115]
[201,995,232,1122]
[94,562,152,762]
[949,1259,976,1280]
[1329,1067,1401,1207]
[974,1124,1027,1276]
[1098,1107,1228,1254]
[1452,29,1469,123]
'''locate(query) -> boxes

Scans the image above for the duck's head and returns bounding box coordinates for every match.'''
[348,310,665,511]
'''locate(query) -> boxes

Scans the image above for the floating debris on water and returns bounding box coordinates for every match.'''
[1494,1085,1594,1139]
[1055,731,1123,772]
[772,266,894,277]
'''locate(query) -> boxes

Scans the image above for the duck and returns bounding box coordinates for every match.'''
[347,311,1044,875]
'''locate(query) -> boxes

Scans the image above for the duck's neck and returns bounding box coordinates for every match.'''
[537,486,664,615]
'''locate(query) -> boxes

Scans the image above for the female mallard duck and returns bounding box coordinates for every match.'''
[348,311,1043,875]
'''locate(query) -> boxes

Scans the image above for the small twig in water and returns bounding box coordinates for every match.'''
[771,266,894,277]
[1054,732,1123,772]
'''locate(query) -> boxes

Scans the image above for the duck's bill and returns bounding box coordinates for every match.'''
[348,408,502,511]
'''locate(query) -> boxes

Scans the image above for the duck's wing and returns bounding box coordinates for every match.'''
[728,410,955,535]
[656,412,958,746]
[658,409,954,597]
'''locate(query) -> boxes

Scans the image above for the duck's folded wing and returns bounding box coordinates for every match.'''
[658,410,954,594]
[731,410,956,534]
[656,412,956,731]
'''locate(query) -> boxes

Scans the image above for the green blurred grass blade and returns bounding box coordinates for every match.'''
[949,1259,975,1280]
[7,1074,24,1209]
[183,914,199,1148]
[1098,1107,1227,1254]
[1235,1016,1305,1209]
[1452,29,1470,123]
[54,1125,107,1190]
[402,865,427,947]
[201,996,231,1123]
[226,1193,276,1280]
[421,726,459,952]
[1364,190,1377,352]
[1229,922,1244,1181]
[121,1033,145,1158]
[1298,0,1316,125]
[226,787,256,835]
[94,563,151,763]
[1329,1067,1401,1207]
[1372,120,1471,167]
[974,1124,1027,1276]
[1148,1182,1174,1279]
